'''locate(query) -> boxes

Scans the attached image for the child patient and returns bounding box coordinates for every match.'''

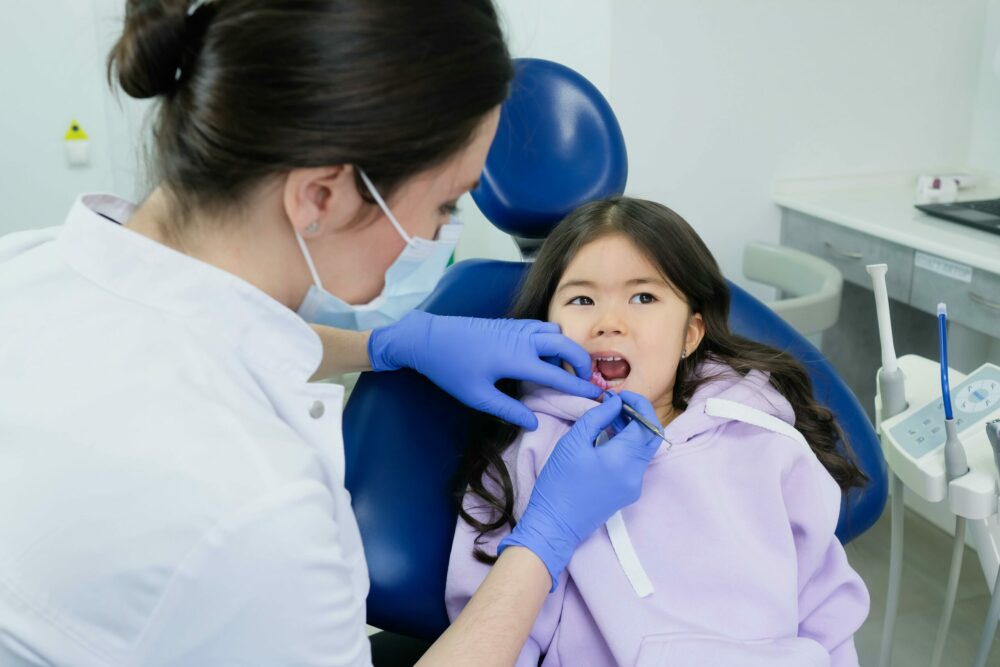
[446,197,870,666]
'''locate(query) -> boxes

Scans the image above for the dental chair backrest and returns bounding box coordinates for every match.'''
[343,58,887,642]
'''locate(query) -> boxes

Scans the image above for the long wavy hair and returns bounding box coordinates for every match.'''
[457,196,868,564]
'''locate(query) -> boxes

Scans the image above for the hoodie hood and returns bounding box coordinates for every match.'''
[521,359,796,448]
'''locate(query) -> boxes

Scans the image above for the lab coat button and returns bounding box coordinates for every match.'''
[309,400,325,419]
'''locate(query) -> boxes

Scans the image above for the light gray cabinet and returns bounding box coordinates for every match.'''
[781,211,914,302]
[910,262,1000,337]
[780,210,999,337]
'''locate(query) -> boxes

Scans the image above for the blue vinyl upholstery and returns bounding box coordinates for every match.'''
[343,58,887,641]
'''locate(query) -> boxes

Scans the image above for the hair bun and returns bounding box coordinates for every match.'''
[107,0,195,99]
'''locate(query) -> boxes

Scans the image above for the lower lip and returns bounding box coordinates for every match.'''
[604,377,628,390]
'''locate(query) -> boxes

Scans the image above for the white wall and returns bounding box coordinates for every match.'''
[970,0,1000,173]
[1,1,104,234]
[0,0,149,236]
[1,0,996,288]
[610,0,988,292]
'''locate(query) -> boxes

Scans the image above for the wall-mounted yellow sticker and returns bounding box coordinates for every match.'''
[64,120,91,166]
[65,120,89,141]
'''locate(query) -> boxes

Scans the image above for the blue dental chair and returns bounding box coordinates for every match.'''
[343,58,888,662]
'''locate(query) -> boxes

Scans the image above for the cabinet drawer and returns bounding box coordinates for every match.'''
[780,210,914,301]
[911,255,1000,337]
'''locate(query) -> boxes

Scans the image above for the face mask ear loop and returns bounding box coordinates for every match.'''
[357,167,415,246]
[295,232,324,291]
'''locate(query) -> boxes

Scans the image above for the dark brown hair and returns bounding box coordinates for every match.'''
[458,196,868,564]
[107,0,513,235]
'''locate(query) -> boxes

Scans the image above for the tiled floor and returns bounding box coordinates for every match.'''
[849,507,1000,666]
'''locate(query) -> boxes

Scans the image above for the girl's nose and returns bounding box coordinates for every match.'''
[592,308,627,337]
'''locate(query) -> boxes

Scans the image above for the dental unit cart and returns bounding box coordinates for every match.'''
[868,264,1000,667]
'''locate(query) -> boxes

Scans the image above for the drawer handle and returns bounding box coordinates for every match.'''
[969,292,1000,312]
[824,242,863,261]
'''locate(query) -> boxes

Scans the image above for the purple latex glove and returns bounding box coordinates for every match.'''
[368,310,600,430]
[498,390,664,589]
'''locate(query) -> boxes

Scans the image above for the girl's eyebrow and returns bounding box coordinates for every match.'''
[555,276,667,293]
[625,277,668,286]
[555,279,596,293]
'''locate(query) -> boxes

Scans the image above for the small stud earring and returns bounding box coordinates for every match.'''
[304,222,319,234]
[680,349,687,360]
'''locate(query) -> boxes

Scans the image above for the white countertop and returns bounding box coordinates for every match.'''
[772,171,1000,275]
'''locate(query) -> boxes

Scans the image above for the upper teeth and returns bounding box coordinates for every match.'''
[596,356,622,361]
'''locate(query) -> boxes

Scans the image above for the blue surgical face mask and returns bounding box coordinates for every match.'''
[295,168,463,330]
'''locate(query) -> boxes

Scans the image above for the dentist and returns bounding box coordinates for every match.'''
[0,1,663,665]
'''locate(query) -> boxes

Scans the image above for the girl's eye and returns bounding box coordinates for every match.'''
[568,296,594,306]
[630,292,657,305]
[439,202,460,216]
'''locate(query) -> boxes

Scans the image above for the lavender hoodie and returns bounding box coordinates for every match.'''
[446,363,869,667]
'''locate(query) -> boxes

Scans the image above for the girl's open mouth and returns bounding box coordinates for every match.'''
[590,353,632,391]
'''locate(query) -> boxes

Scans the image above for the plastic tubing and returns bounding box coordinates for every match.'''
[930,518,965,667]
[878,473,905,667]
[869,264,908,667]
[972,563,1000,667]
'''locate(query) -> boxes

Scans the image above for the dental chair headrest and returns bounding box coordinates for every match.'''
[472,58,628,241]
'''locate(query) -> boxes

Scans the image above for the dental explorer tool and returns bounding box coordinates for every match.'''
[868,263,908,667]
[620,402,667,442]
[972,420,1000,667]
[930,303,969,667]
[595,394,670,446]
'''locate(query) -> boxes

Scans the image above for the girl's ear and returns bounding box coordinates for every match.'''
[685,312,706,356]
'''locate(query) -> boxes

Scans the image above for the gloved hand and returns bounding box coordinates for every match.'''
[498,390,664,589]
[368,310,600,430]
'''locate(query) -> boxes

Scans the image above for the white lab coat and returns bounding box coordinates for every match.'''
[0,195,372,666]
